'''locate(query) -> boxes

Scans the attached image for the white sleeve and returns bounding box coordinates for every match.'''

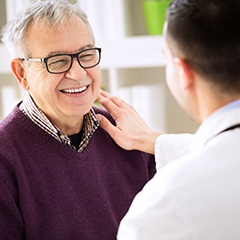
[117,134,195,240]
[154,133,193,171]
[117,167,192,240]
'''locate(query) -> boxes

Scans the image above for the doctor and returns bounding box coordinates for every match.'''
[97,0,240,239]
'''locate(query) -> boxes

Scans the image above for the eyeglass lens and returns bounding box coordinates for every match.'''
[47,49,100,73]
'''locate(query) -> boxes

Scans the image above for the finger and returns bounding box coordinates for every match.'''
[97,95,120,120]
[99,90,130,109]
[97,114,132,150]
[99,89,110,98]
[97,90,111,103]
[97,114,121,140]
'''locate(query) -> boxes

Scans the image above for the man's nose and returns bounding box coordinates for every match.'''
[65,57,87,79]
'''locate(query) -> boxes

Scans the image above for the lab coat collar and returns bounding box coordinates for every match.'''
[189,108,240,153]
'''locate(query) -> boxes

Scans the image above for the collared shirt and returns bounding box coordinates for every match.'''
[19,93,99,152]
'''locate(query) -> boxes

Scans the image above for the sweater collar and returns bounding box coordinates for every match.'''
[19,93,99,152]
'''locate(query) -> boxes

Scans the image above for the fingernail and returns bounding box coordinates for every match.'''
[97,115,102,122]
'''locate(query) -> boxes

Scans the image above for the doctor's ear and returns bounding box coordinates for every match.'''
[11,59,30,90]
[174,58,194,89]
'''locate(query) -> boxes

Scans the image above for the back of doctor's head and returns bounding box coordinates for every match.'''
[1,0,94,58]
[166,0,240,93]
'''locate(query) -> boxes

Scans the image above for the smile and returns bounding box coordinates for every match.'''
[61,85,89,94]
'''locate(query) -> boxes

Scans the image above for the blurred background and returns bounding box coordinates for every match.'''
[0,0,199,133]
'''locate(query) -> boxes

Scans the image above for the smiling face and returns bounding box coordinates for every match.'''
[15,16,101,134]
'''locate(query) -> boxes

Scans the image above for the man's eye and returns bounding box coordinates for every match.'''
[79,53,95,62]
[48,57,70,67]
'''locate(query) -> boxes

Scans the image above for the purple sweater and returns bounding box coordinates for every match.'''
[0,105,155,240]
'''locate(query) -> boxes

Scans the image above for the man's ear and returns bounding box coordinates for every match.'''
[174,58,194,89]
[11,59,30,90]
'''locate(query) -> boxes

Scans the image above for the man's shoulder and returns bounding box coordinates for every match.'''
[0,105,32,145]
[93,106,115,124]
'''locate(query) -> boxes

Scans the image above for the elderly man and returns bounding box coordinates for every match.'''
[0,1,155,239]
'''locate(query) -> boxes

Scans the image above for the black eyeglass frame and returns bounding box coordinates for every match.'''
[21,47,102,74]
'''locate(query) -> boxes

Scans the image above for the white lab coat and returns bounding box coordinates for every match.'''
[117,107,240,240]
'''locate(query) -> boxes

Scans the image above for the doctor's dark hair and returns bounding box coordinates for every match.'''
[166,0,240,93]
[1,0,95,58]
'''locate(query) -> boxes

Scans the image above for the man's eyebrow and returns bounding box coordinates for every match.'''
[45,44,95,57]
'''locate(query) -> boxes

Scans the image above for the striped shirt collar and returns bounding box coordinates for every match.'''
[19,93,99,152]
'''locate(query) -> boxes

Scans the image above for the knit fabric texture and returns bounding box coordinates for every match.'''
[0,105,156,240]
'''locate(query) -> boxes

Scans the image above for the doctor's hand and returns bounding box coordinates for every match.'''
[96,90,160,154]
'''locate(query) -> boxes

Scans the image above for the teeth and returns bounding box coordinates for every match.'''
[62,86,87,93]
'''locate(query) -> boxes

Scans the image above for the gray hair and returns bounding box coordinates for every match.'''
[1,0,95,58]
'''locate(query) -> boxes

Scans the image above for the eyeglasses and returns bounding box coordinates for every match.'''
[21,47,101,74]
